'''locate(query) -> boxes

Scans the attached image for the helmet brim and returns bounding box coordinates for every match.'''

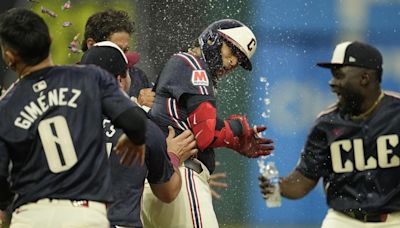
[229,42,252,71]
[316,62,343,69]
[240,57,252,71]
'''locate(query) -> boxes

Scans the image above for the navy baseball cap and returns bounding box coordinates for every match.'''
[80,41,128,77]
[317,41,382,70]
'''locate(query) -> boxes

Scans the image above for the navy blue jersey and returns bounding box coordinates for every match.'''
[296,91,400,212]
[128,66,152,98]
[105,118,174,227]
[0,140,12,210]
[0,65,135,210]
[149,52,216,173]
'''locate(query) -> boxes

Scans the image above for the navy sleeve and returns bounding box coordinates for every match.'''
[113,107,147,145]
[295,120,330,181]
[145,120,174,184]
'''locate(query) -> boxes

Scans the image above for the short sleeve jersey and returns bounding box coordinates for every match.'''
[149,52,216,172]
[0,65,134,210]
[296,92,400,212]
[105,118,174,227]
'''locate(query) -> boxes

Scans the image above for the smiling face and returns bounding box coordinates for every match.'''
[108,31,131,53]
[108,31,131,92]
[329,66,366,114]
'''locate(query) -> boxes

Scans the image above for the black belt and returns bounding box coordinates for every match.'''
[341,210,388,223]
[184,159,203,174]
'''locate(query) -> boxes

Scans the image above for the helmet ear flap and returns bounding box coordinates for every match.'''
[206,30,218,46]
[203,33,224,73]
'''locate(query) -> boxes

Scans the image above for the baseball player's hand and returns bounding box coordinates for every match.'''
[209,161,228,199]
[114,133,145,166]
[166,126,198,164]
[258,175,276,200]
[137,88,155,108]
[229,115,274,158]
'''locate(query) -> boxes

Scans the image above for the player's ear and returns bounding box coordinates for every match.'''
[360,72,370,86]
[4,48,17,70]
[86,38,96,49]
[116,75,123,86]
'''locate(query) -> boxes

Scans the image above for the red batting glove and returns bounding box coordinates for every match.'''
[229,115,274,158]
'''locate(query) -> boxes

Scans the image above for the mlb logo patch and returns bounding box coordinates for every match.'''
[191,70,209,86]
[32,80,47,92]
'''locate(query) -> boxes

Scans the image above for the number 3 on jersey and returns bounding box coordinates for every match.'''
[38,116,78,173]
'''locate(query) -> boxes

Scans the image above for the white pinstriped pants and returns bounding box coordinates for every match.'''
[142,159,218,228]
[10,199,109,228]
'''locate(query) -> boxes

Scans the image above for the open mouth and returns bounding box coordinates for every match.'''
[331,89,344,102]
[336,92,342,100]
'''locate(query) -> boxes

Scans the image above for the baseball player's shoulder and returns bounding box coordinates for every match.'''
[160,52,201,83]
[76,64,116,84]
[0,80,18,105]
[384,90,400,102]
[316,102,339,119]
[52,64,106,78]
[173,52,205,70]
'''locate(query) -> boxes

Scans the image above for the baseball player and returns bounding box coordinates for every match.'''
[143,19,274,227]
[0,8,147,227]
[82,9,155,110]
[83,10,230,201]
[80,41,198,227]
[259,41,400,227]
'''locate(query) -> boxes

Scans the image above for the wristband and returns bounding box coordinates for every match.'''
[168,152,180,168]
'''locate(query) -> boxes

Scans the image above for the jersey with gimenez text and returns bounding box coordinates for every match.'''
[0,65,134,210]
[296,91,400,212]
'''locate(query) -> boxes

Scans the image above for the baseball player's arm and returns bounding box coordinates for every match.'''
[183,94,274,157]
[149,170,181,203]
[280,170,318,199]
[100,71,148,165]
[259,170,317,200]
[113,106,147,166]
[0,178,12,210]
[260,125,326,200]
[149,127,197,203]
[0,142,12,211]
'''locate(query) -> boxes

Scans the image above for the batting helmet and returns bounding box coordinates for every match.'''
[199,19,257,72]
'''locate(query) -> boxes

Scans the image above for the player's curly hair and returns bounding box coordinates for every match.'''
[82,9,134,51]
[0,8,51,66]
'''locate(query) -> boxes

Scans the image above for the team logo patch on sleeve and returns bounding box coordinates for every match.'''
[191,70,209,86]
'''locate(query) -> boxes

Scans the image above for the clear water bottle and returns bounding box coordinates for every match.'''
[260,161,281,208]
